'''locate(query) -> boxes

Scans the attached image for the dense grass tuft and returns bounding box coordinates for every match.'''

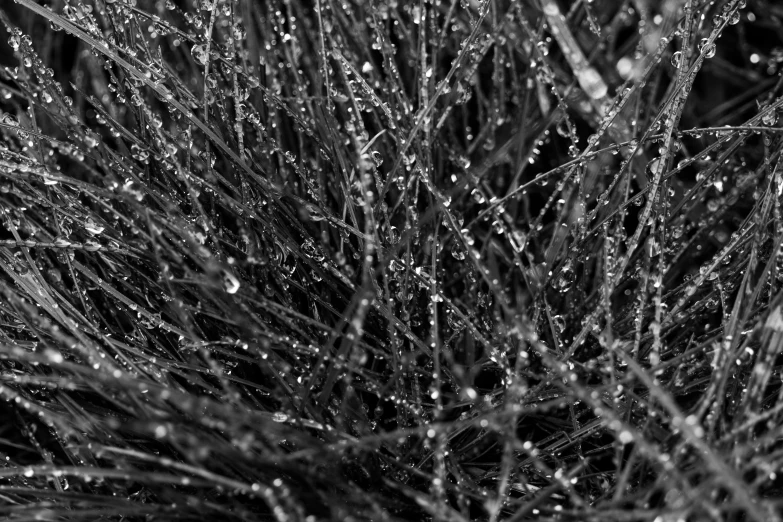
[0,0,782,520]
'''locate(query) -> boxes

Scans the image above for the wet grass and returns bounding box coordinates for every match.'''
[0,0,781,520]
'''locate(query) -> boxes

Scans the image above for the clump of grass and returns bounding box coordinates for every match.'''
[0,0,781,520]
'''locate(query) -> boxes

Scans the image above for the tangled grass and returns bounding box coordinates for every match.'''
[0,0,782,520]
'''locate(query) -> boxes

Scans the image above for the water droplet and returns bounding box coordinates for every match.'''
[552,315,566,333]
[556,119,570,138]
[387,226,400,244]
[762,109,778,126]
[698,39,716,59]
[191,44,208,65]
[671,51,682,68]
[229,23,245,41]
[8,33,21,52]
[301,239,325,262]
[455,82,472,105]
[553,262,576,293]
[389,258,405,272]
[83,240,101,252]
[84,220,105,235]
[222,269,240,294]
[1,113,19,127]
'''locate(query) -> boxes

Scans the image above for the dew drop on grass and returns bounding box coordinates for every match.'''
[222,269,240,294]
[8,32,21,52]
[762,109,777,126]
[455,82,472,105]
[84,220,105,235]
[371,150,383,167]
[302,239,325,262]
[1,113,19,127]
[451,242,466,260]
[671,51,682,68]
[272,412,288,422]
[556,119,570,138]
[387,226,400,244]
[698,39,716,59]
[389,258,405,272]
[553,262,576,293]
[191,44,208,65]
[552,315,566,333]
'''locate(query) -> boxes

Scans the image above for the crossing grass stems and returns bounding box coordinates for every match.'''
[0,0,782,520]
